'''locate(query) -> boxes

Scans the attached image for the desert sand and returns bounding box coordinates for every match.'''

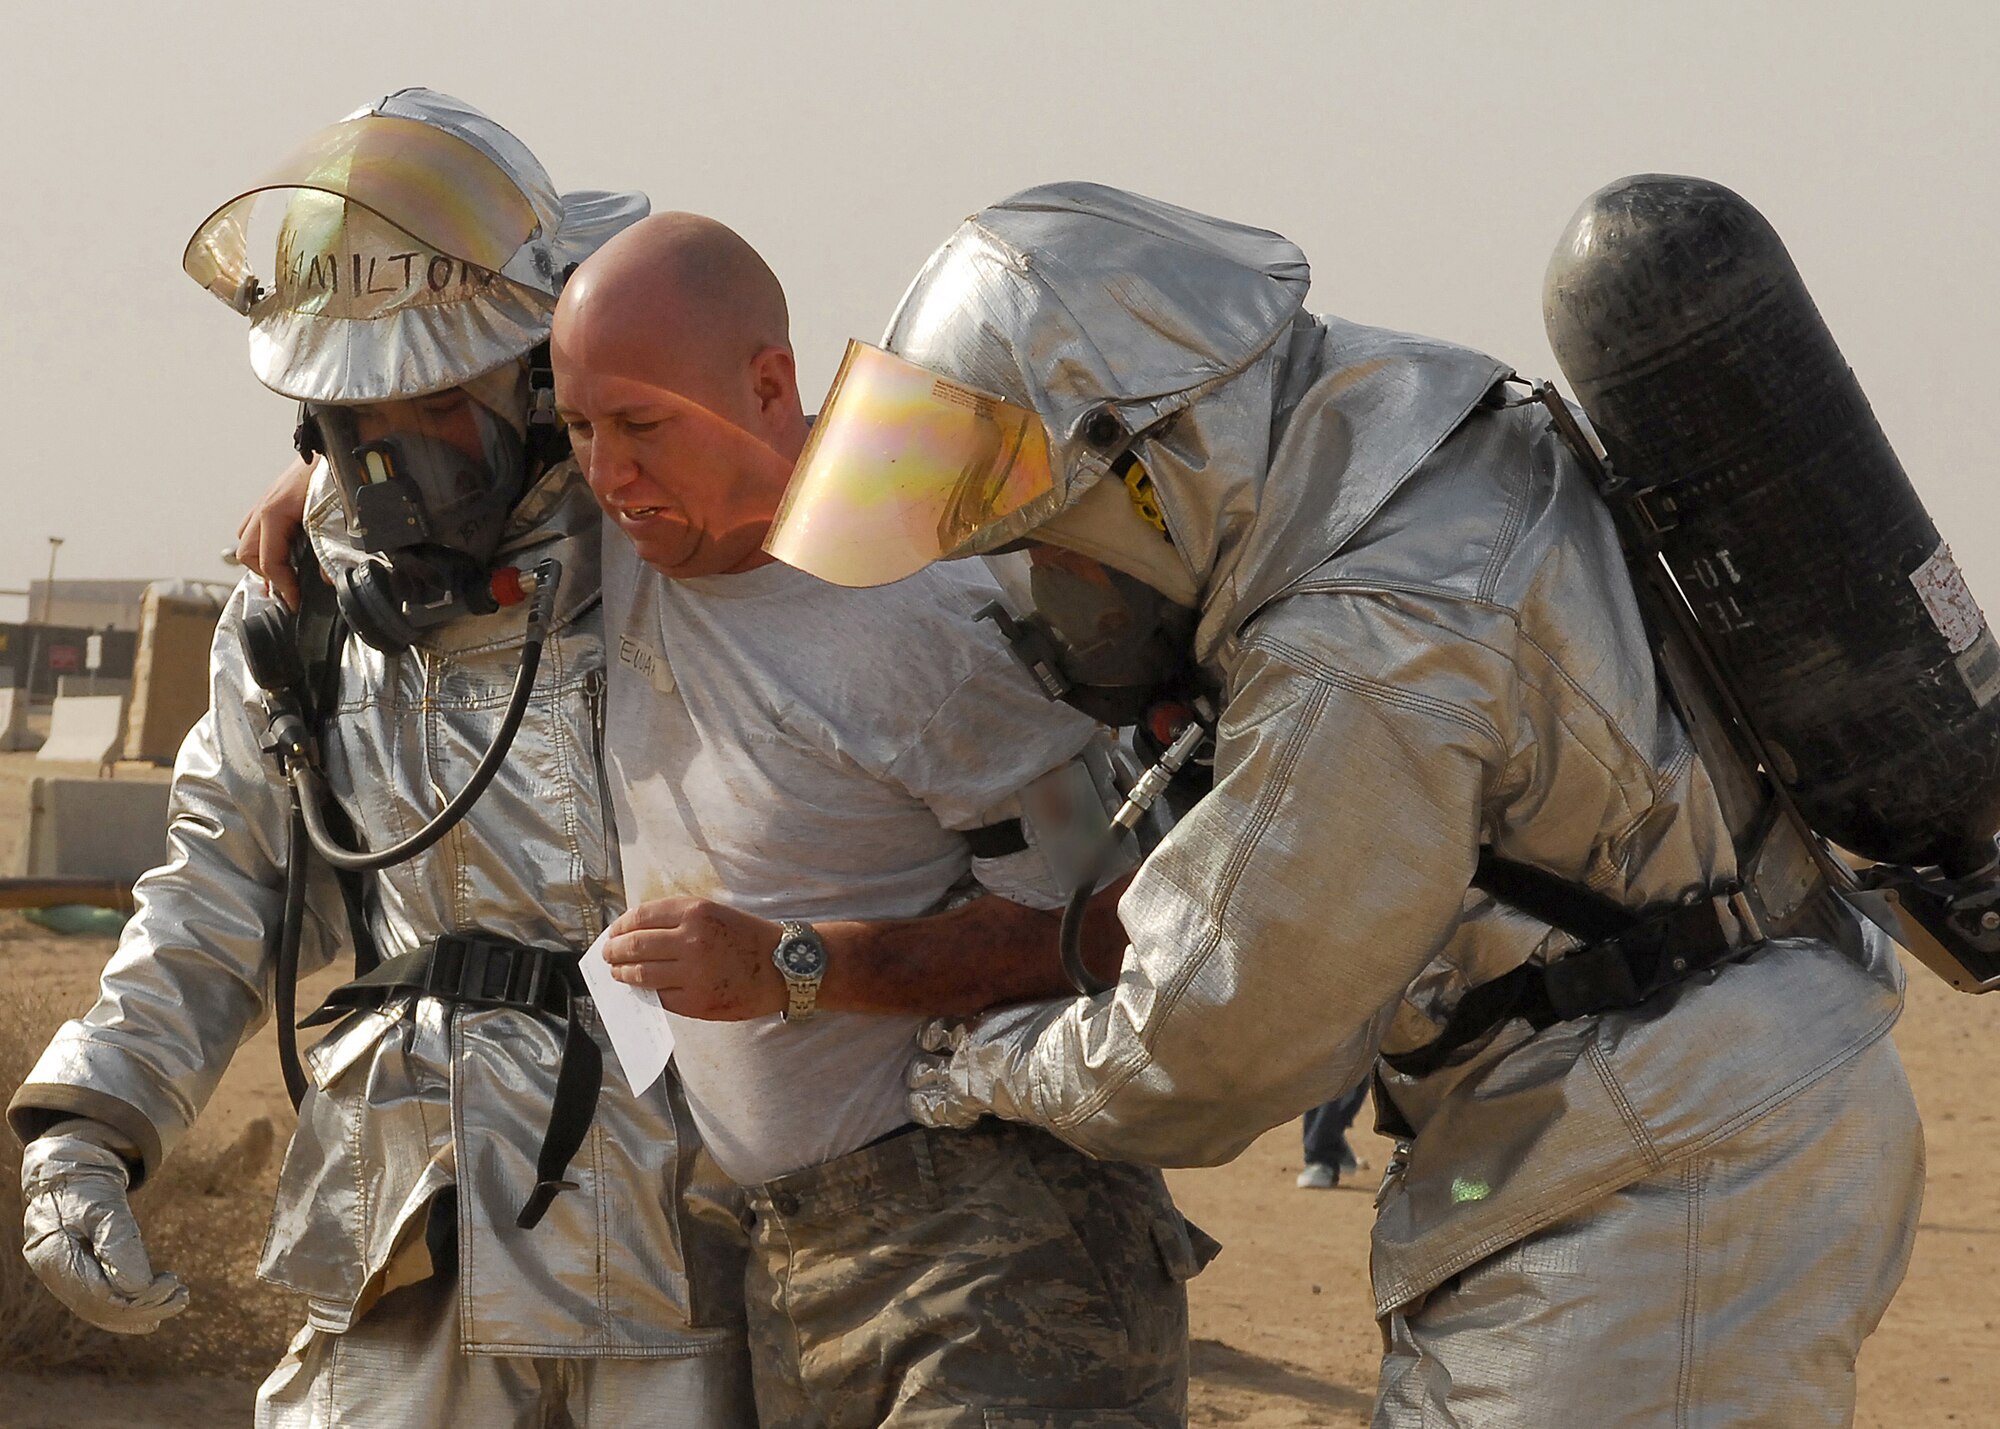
[0,749,1989,1427]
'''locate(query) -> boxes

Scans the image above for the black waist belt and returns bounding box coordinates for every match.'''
[1383,852,1756,1080]
[298,931,603,1230]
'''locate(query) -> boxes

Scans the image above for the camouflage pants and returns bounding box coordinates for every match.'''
[742,1119,1209,1428]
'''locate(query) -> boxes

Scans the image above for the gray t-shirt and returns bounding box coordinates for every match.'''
[600,528,1098,1184]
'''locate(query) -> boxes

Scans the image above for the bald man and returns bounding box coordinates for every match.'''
[244,214,1208,1427]
[551,212,1206,1429]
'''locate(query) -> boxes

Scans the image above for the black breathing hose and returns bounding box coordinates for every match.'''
[1056,722,1209,998]
[1058,840,1120,997]
[291,560,563,874]
[275,797,311,1110]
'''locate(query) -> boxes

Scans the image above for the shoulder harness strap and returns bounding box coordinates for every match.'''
[1383,851,1747,1079]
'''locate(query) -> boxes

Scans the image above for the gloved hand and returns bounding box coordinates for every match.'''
[906,1002,1068,1131]
[20,1124,188,1334]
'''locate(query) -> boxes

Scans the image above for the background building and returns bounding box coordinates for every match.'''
[25,579,154,633]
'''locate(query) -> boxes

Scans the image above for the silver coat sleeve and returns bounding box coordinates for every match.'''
[10,581,333,1173]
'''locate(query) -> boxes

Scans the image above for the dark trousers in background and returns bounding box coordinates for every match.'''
[1303,1081,1369,1170]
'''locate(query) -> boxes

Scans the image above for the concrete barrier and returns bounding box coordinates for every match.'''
[0,687,34,752]
[18,776,171,882]
[36,693,129,766]
[58,675,132,700]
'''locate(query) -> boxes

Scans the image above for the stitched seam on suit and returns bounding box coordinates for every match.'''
[593,1112,613,1340]
[451,1012,477,1349]
[1586,1039,1664,1170]
[1477,459,1532,605]
[1660,740,1696,789]
[1279,579,1670,809]
[1677,1159,1702,1427]
[1244,632,1500,747]
[457,1337,727,1357]
[344,1053,372,1313]
[1045,680,1335,1130]
[1373,994,1900,1314]
[546,633,593,939]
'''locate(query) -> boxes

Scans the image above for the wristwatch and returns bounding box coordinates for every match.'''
[771,921,828,1022]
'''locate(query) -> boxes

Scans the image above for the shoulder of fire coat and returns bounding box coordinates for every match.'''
[1203,317,1512,671]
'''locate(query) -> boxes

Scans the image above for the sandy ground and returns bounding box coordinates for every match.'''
[0,748,1992,1426]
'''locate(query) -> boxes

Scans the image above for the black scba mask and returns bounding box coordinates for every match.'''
[299,382,532,652]
[984,545,1201,729]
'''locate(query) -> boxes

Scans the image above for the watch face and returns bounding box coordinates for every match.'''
[776,935,826,979]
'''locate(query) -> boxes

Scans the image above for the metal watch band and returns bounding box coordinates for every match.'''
[774,920,825,1022]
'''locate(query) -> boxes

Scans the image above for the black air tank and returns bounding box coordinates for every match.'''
[1544,174,2000,875]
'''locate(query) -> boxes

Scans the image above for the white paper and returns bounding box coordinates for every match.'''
[581,925,676,1097]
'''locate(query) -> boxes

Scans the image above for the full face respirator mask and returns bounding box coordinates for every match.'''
[983,541,1200,730]
[297,367,533,652]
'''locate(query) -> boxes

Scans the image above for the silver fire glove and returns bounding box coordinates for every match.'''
[907,1003,1070,1131]
[20,1122,189,1334]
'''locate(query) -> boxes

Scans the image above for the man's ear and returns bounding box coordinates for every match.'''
[748,345,797,415]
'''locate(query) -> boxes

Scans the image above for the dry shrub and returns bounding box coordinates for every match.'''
[0,981,300,1379]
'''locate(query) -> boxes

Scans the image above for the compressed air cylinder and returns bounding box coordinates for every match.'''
[1544,174,2000,875]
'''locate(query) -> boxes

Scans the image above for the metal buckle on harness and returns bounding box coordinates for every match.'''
[1542,942,1643,1020]
[1386,875,1761,1081]
[1543,883,1748,1023]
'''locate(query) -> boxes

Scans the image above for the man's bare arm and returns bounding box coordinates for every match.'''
[235,456,316,611]
[602,878,1132,1020]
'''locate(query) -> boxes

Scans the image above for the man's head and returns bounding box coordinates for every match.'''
[552,212,807,578]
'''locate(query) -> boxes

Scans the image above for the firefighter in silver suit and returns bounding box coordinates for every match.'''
[767,184,1924,1428]
[11,90,753,1427]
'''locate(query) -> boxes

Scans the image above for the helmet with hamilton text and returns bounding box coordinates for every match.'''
[184,87,647,403]
[185,89,648,650]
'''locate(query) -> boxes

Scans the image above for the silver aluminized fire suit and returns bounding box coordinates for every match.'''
[896,186,1924,1426]
[9,463,751,1425]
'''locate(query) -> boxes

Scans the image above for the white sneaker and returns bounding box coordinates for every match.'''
[1296,1162,1338,1190]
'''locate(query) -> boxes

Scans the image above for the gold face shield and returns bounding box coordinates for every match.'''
[765,341,1057,587]
[182,113,539,314]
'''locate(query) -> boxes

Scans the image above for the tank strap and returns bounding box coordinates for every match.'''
[297,932,602,1231]
[1382,852,1753,1079]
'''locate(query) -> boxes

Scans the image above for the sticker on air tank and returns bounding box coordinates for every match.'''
[1956,630,2000,708]
[1910,541,1987,654]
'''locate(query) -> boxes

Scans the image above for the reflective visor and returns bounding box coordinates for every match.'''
[765,341,1056,587]
[183,114,537,310]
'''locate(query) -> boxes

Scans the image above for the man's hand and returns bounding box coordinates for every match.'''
[604,898,788,1020]
[234,456,315,612]
[21,1128,189,1334]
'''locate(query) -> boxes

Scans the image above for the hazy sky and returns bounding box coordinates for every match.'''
[4,0,1995,618]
